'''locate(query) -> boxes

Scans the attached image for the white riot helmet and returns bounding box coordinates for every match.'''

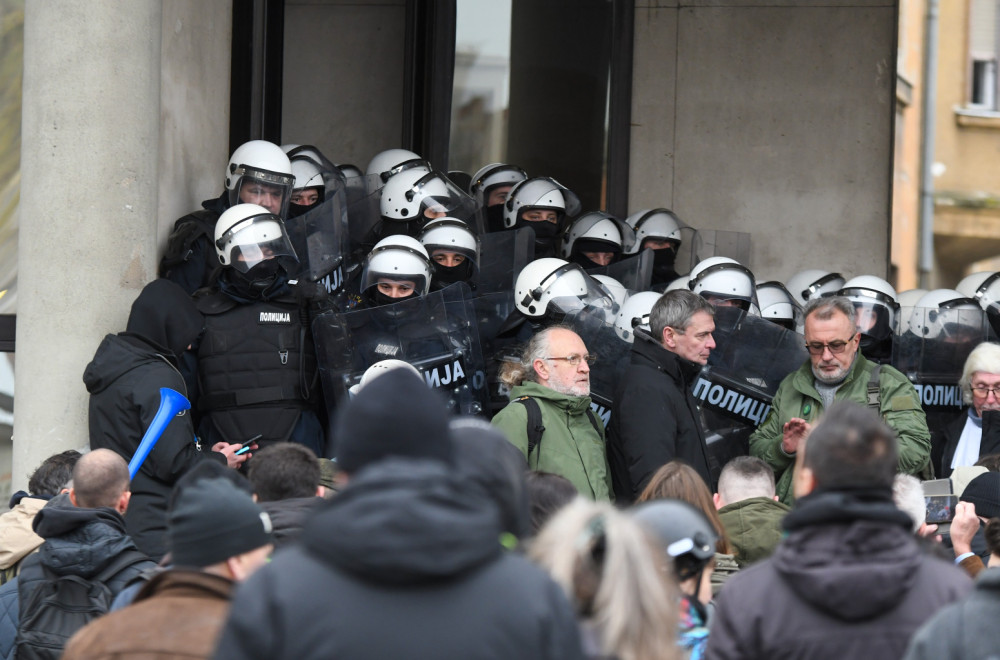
[514,258,613,319]
[957,271,1000,305]
[380,169,477,230]
[419,217,479,265]
[214,204,298,272]
[503,177,581,230]
[469,163,528,206]
[366,148,423,179]
[688,257,757,312]
[560,212,628,266]
[360,234,433,300]
[755,281,802,331]
[290,158,325,194]
[786,269,845,307]
[665,276,690,292]
[838,275,898,335]
[225,140,295,218]
[591,274,628,317]
[907,289,982,340]
[623,208,684,255]
[615,291,661,342]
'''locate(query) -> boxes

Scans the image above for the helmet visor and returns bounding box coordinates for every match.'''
[217,216,298,274]
[231,168,294,219]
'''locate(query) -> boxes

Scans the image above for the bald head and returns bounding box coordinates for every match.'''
[69,449,131,511]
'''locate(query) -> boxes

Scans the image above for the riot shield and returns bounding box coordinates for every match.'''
[697,306,809,482]
[313,283,489,418]
[560,306,633,431]
[587,250,654,293]
[893,306,989,449]
[477,229,534,295]
[284,182,351,296]
[691,230,753,270]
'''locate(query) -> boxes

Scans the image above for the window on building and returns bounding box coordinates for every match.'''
[969,0,1000,110]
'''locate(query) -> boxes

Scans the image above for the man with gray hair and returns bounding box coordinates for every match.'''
[931,341,1000,478]
[750,296,931,504]
[492,325,612,501]
[607,289,716,501]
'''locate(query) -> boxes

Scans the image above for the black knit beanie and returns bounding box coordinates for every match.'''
[334,368,453,474]
[961,472,1000,519]
[168,477,273,568]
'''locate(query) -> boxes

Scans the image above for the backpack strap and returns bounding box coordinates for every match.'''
[91,549,152,593]
[867,364,882,411]
[514,396,545,462]
[585,407,603,437]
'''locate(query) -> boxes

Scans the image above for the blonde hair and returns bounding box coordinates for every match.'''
[529,499,678,660]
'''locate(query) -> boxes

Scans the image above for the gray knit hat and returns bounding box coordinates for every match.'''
[168,477,273,567]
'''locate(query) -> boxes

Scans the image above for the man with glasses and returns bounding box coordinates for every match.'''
[607,290,717,502]
[932,341,1000,478]
[492,325,613,501]
[750,296,930,505]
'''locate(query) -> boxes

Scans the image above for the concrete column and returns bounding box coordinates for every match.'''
[15,1,163,488]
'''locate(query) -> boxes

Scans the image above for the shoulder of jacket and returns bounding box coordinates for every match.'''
[194,290,239,315]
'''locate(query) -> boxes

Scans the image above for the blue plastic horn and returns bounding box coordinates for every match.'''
[128,387,191,479]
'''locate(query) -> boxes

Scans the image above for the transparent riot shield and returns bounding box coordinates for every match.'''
[667,226,700,279]
[691,230,753,269]
[561,306,633,431]
[696,305,809,482]
[477,228,534,295]
[312,283,489,417]
[892,306,989,445]
[284,181,351,296]
[587,250,654,293]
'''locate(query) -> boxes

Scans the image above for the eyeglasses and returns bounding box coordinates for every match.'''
[545,354,596,367]
[972,386,1000,398]
[805,335,856,356]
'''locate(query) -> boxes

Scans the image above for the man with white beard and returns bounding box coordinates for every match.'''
[492,326,612,501]
[750,296,931,504]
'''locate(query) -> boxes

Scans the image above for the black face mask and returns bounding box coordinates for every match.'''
[569,251,606,270]
[651,248,679,284]
[432,261,474,288]
[222,258,295,301]
[485,205,506,233]
[288,201,319,219]
[515,219,559,258]
[859,333,893,362]
[368,288,418,308]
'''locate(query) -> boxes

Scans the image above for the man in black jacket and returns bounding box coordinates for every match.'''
[84,279,245,560]
[607,289,716,501]
[706,401,972,660]
[213,369,584,660]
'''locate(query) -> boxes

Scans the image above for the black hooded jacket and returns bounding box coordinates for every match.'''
[706,489,972,660]
[83,280,223,560]
[607,329,712,501]
[213,459,584,660]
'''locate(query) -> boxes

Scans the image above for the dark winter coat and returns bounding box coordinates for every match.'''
[931,408,1000,479]
[258,497,324,548]
[213,458,585,660]
[606,329,712,501]
[904,567,1000,660]
[83,280,223,560]
[706,489,972,660]
[61,569,235,659]
[159,192,228,295]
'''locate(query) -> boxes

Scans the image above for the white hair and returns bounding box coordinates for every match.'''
[892,474,925,533]
[960,342,1000,406]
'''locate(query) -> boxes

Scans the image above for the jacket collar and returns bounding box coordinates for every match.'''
[510,381,593,414]
[632,329,702,384]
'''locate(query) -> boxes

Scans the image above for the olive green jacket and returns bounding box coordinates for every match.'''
[492,381,613,502]
[749,353,930,504]
[718,496,791,568]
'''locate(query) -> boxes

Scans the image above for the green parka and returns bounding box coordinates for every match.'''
[492,381,613,502]
[750,353,930,504]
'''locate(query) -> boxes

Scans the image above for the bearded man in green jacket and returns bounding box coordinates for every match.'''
[750,296,930,504]
[492,325,613,502]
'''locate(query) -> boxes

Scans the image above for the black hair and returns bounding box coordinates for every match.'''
[246,444,321,502]
[526,471,578,535]
[28,450,81,497]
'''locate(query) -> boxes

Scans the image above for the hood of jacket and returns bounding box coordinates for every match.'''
[125,278,204,358]
[82,333,171,395]
[773,488,920,621]
[300,458,503,585]
[631,329,702,385]
[32,500,137,579]
[259,496,324,547]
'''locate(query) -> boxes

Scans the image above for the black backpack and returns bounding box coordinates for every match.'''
[157,210,217,276]
[14,549,148,660]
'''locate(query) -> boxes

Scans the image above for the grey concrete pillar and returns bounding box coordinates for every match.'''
[14,1,163,489]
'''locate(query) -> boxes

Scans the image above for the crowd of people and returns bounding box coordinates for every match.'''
[3,141,1000,657]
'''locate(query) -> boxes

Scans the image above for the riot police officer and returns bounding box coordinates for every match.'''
[503,177,580,259]
[469,162,528,233]
[194,204,328,456]
[159,140,295,295]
